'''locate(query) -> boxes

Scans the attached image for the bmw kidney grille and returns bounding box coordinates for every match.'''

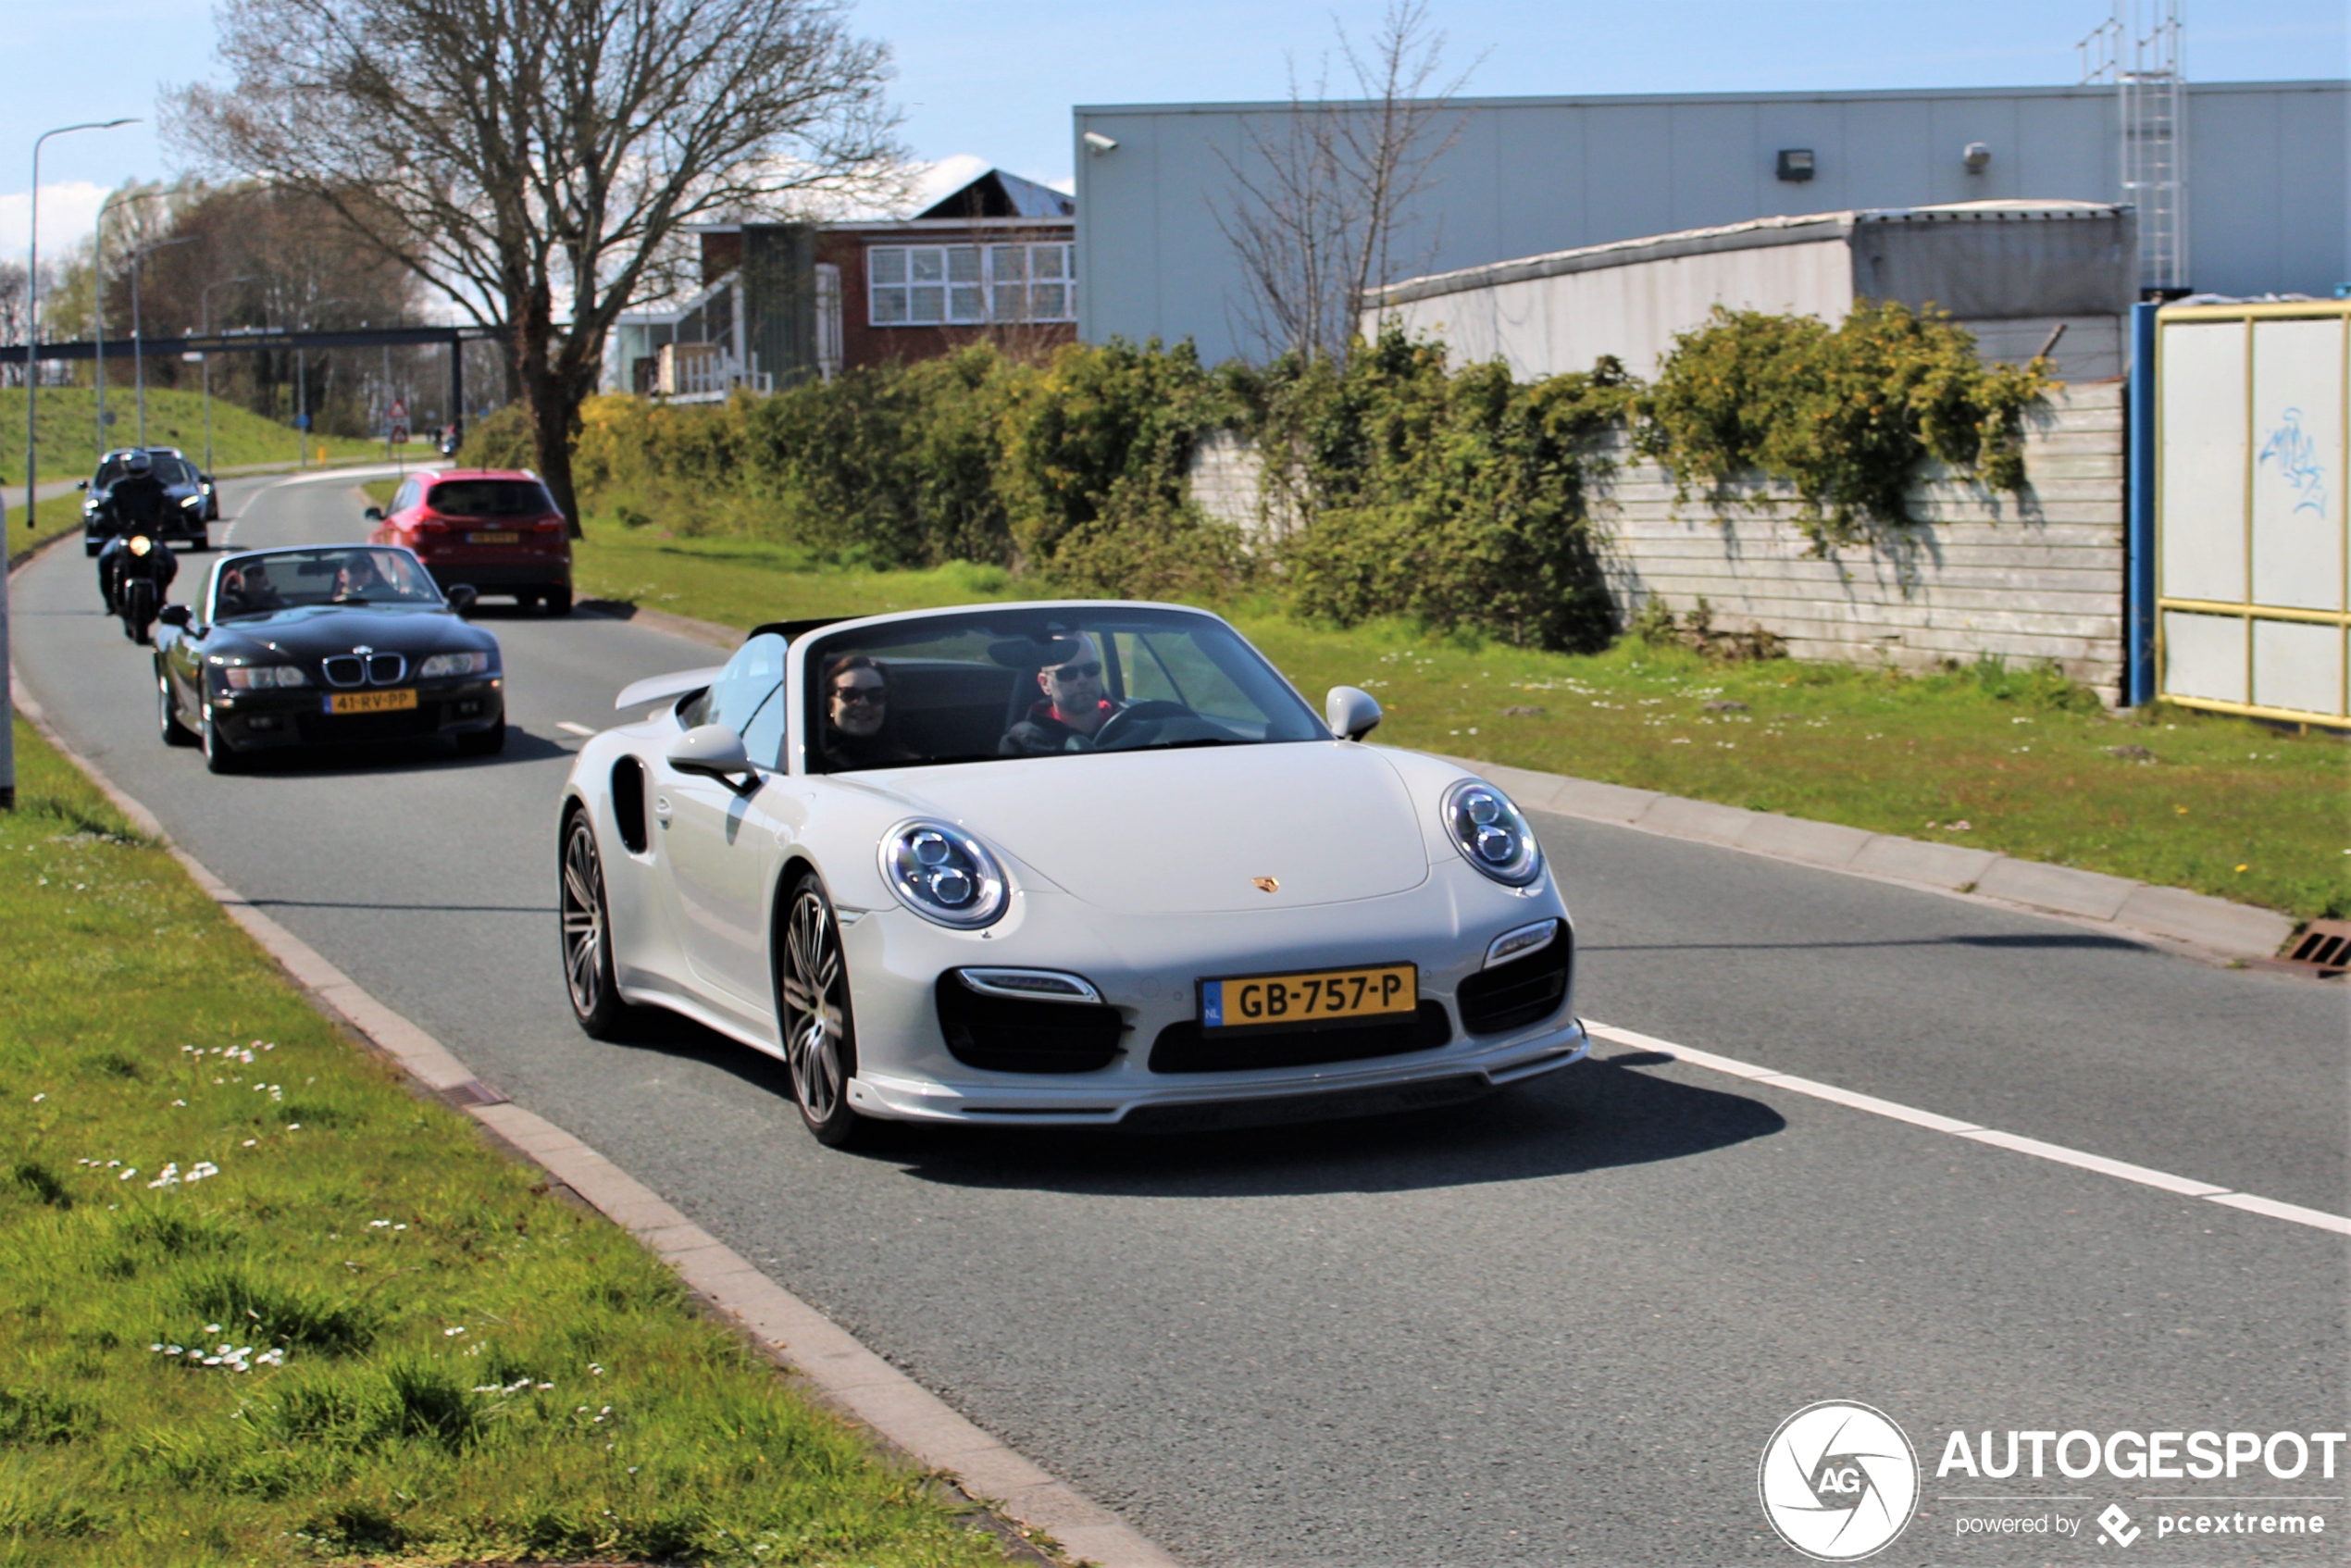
[322,652,406,687]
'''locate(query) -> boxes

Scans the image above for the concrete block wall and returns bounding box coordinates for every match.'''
[1587,381,2126,694]
[1188,381,2129,696]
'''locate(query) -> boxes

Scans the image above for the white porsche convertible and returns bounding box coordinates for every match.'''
[556,601,1588,1146]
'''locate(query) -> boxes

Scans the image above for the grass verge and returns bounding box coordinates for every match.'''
[0,715,1016,1567]
[8,494,89,565]
[572,516,2349,922]
[0,388,382,479]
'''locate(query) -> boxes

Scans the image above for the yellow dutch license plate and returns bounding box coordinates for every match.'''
[1199,963,1416,1034]
[470,530,518,545]
[327,689,418,716]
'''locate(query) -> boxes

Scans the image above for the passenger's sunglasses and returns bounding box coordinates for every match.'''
[831,684,886,705]
[1048,661,1103,681]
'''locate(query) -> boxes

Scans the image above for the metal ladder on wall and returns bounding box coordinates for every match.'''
[2080,0,2188,296]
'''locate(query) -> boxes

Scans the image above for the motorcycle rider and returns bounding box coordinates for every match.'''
[95,452,174,609]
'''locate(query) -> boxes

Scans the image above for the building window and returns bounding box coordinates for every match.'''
[868,243,1076,327]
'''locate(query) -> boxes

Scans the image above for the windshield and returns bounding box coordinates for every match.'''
[95,453,193,488]
[211,548,443,618]
[428,479,554,518]
[803,607,1326,772]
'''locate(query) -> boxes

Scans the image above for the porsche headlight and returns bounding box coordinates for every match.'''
[220,664,310,690]
[418,651,494,678]
[1442,778,1543,887]
[880,820,1008,928]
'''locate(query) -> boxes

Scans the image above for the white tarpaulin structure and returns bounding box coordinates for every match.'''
[2156,299,2350,726]
[1360,200,2137,385]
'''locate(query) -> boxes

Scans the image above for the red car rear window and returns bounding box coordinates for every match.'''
[427,479,556,518]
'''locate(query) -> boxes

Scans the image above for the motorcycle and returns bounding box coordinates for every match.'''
[102,533,178,644]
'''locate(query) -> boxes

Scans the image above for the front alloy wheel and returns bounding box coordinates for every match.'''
[560,810,635,1038]
[779,873,865,1147]
[158,671,197,747]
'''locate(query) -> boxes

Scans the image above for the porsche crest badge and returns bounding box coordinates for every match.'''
[1251,877,1280,894]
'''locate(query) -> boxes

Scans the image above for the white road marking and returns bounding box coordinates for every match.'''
[1584,1020,2351,1237]
[556,721,598,738]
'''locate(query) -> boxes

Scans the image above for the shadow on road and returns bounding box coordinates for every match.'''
[214,728,574,775]
[593,1007,1786,1197]
[1584,929,2149,955]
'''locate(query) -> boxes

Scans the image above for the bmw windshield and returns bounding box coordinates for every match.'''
[211,549,444,619]
[802,608,1327,772]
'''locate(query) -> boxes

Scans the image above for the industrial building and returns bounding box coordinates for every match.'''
[1363,199,2137,383]
[1073,81,2347,367]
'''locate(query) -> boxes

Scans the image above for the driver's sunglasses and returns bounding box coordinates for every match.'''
[831,683,887,705]
[1048,661,1103,681]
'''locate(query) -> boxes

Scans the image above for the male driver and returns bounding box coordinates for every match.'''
[1001,632,1123,755]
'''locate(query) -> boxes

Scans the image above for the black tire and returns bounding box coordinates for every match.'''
[542,586,573,616]
[158,671,197,747]
[201,702,243,775]
[454,719,506,757]
[84,541,102,558]
[123,581,155,643]
[560,808,640,1039]
[778,872,867,1148]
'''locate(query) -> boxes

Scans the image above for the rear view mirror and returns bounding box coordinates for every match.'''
[157,604,192,629]
[1325,685,1383,741]
[445,583,479,617]
[668,724,757,790]
[75,479,88,492]
[362,505,384,522]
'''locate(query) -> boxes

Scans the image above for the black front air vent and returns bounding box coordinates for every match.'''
[611,756,648,853]
[1456,929,1574,1036]
[935,974,1125,1074]
[1149,1002,1451,1074]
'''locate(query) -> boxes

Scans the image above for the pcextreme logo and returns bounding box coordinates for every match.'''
[1759,1400,1921,1562]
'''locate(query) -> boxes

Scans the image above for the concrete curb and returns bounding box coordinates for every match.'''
[8,677,1182,1568]
[1434,754,2299,964]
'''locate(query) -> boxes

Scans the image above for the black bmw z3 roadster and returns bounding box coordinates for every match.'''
[154,544,505,773]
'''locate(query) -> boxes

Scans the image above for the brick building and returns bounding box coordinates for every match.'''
[613,168,1076,398]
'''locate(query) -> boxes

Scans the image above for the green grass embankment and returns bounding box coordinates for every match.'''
[0,387,381,479]
[570,516,2349,922]
[0,716,1017,1568]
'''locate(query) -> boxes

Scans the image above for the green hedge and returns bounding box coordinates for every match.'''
[479,305,2045,650]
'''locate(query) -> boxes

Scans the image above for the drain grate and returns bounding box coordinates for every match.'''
[440,1078,512,1108]
[2276,919,2351,977]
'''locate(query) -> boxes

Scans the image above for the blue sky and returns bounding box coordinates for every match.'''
[6,0,2345,260]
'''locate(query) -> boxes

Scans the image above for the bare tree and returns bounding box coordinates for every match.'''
[1213,2,1477,365]
[0,263,27,388]
[172,0,903,530]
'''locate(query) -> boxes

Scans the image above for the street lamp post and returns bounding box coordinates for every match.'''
[93,183,164,458]
[7,116,137,814]
[198,276,255,476]
[131,234,195,447]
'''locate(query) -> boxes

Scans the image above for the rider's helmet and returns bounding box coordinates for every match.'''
[122,450,153,477]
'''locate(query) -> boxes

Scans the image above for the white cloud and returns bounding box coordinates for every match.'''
[0,181,112,266]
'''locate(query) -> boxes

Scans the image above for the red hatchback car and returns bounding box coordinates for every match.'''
[367,468,574,614]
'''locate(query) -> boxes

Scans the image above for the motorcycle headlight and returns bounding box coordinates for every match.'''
[220,664,310,691]
[417,651,493,678]
[880,819,1008,928]
[1442,778,1543,887]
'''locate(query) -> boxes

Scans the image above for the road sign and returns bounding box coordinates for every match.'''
[389,396,411,445]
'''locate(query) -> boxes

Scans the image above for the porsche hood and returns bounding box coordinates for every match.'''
[888,742,1432,914]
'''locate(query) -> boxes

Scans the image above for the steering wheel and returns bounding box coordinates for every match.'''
[1089,699,1196,751]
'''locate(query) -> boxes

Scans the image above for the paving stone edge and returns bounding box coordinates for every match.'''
[1424,753,2300,963]
[8,677,1181,1568]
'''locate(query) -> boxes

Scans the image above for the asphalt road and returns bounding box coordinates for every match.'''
[16,469,2347,1567]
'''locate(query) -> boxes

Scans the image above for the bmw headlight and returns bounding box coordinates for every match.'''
[219,664,310,690]
[1442,778,1543,887]
[418,651,494,678]
[880,820,1008,928]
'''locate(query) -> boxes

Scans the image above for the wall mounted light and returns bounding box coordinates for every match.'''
[1775,148,1815,182]
[1083,131,1118,154]
[1963,142,1992,174]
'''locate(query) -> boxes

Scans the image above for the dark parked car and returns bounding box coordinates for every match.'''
[154,544,505,773]
[367,467,573,613]
[81,448,216,555]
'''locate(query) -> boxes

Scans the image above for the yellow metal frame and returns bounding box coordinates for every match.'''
[2152,300,2351,727]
